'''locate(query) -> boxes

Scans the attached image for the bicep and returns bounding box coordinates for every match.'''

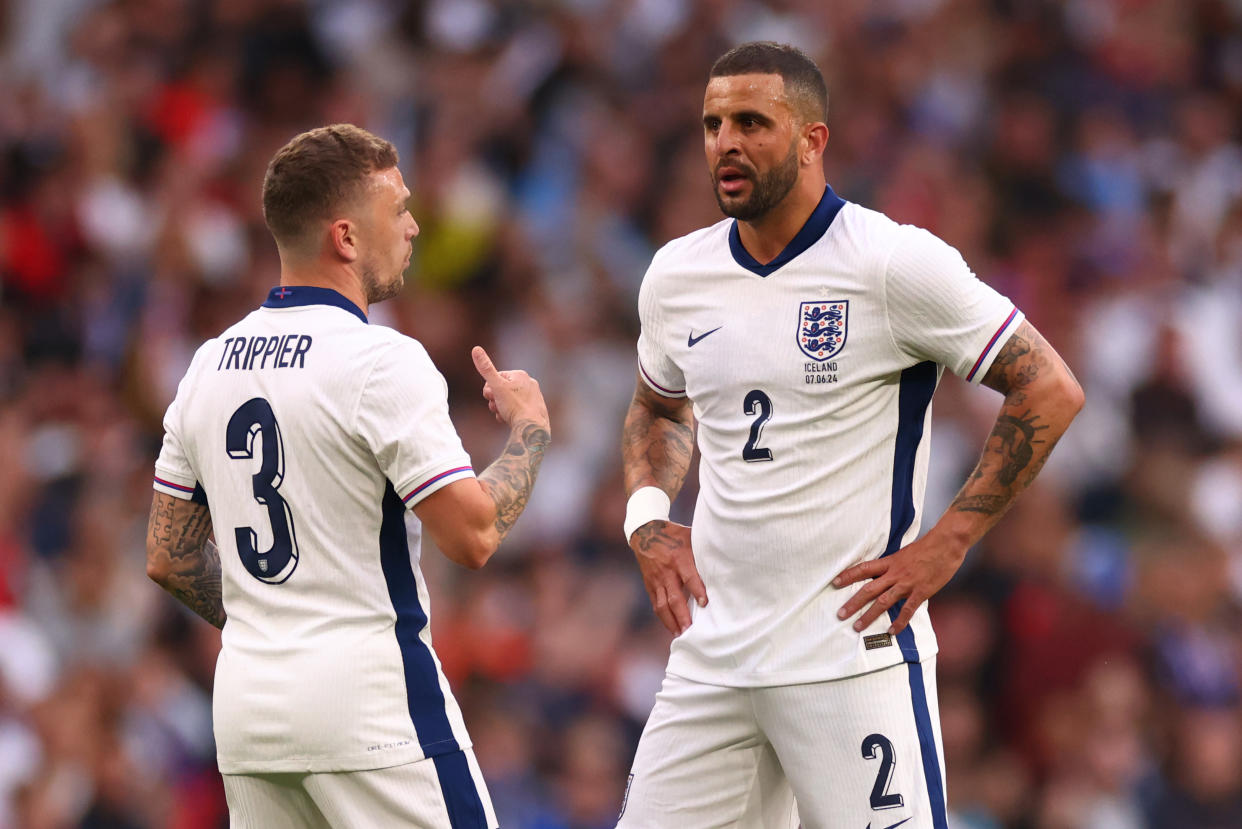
[412,478,496,565]
[980,320,1081,399]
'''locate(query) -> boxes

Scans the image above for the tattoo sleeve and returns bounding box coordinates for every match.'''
[478,421,551,541]
[146,492,226,629]
[948,321,1082,530]
[621,374,695,498]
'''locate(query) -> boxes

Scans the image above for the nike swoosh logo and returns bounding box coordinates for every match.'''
[865,818,911,829]
[687,326,722,347]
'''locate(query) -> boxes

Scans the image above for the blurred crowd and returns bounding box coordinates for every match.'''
[3,0,1242,827]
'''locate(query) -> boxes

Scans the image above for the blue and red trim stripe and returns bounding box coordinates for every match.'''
[402,467,473,504]
[638,360,685,397]
[154,476,196,495]
[965,308,1019,382]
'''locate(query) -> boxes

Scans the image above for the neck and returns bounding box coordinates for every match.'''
[279,262,369,316]
[735,174,826,265]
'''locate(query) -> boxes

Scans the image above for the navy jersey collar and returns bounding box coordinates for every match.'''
[728,185,847,277]
[262,286,368,324]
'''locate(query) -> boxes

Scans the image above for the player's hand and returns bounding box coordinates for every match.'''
[832,530,967,635]
[629,520,707,635]
[471,346,550,433]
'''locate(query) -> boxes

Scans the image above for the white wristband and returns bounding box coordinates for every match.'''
[624,486,671,543]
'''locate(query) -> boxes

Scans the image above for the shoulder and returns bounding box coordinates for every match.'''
[831,204,964,277]
[643,219,733,288]
[211,312,251,347]
[180,331,230,380]
[358,326,441,383]
[653,220,732,270]
[364,322,425,351]
[885,221,969,279]
[321,319,432,362]
[657,218,733,260]
[832,201,907,253]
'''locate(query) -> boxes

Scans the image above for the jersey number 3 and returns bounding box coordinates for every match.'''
[742,389,774,462]
[226,397,300,584]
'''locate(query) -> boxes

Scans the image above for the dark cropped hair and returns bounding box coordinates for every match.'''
[709,42,829,123]
[262,124,399,249]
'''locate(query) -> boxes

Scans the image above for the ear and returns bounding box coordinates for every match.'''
[329,219,359,263]
[801,122,829,166]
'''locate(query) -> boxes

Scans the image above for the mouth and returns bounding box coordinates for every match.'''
[716,167,750,196]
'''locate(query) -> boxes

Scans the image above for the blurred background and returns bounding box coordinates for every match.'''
[2,0,1242,827]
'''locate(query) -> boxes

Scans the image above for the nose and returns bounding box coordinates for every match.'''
[714,121,742,156]
[408,217,419,239]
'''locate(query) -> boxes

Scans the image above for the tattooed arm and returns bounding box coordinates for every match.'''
[835,320,1084,634]
[949,321,1084,524]
[622,373,695,499]
[621,372,705,635]
[477,421,551,538]
[414,347,550,569]
[146,492,225,629]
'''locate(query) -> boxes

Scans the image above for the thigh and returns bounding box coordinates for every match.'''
[618,673,798,829]
[757,658,947,829]
[305,749,497,829]
[223,772,330,829]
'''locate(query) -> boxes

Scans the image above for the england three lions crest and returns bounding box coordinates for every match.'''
[798,300,848,361]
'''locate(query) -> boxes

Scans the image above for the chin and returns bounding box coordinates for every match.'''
[719,198,759,221]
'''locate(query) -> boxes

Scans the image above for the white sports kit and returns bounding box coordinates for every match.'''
[622,187,1022,828]
[155,287,496,828]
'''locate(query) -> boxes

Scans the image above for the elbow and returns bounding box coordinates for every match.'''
[458,542,497,571]
[447,530,501,570]
[459,549,492,570]
[146,549,169,587]
[1061,372,1086,419]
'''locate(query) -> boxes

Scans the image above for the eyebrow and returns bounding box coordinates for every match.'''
[703,109,774,126]
[733,109,773,124]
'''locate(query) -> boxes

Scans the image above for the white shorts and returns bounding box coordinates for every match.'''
[222,749,497,829]
[617,658,946,829]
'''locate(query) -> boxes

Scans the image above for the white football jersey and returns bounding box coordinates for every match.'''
[154,286,477,774]
[636,186,1023,686]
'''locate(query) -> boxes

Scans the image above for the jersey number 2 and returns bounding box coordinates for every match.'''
[226,397,299,584]
[742,389,774,462]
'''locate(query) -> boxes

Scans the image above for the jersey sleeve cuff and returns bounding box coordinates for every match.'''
[638,358,686,398]
[964,307,1024,384]
[399,462,476,508]
[153,472,208,504]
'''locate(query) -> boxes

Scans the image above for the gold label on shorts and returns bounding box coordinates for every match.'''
[863,633,893,650]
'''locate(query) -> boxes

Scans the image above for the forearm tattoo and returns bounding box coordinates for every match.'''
[479,421,551,540]
[621,380,695,497]
[147,493,226,629]
[950,322,1070,518]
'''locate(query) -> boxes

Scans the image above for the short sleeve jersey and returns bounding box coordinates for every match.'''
[636,187,1022,686]
[154,286,476,774]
